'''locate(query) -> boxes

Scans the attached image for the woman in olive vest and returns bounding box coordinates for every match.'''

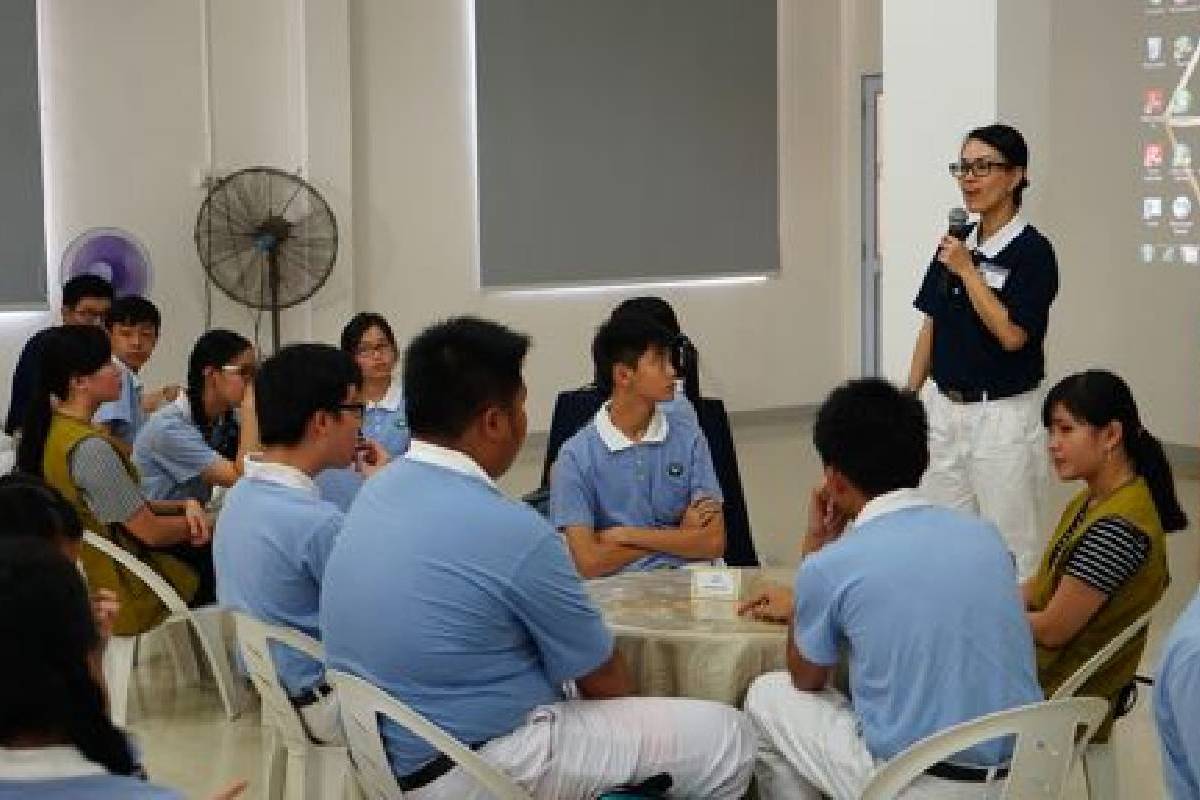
[15,325,211,636]
[1025,370,1188,738]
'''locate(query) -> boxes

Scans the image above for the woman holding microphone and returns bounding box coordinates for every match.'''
[908,123,1059,578]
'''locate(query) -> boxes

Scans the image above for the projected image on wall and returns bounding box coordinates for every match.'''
[1141,0,1200,266]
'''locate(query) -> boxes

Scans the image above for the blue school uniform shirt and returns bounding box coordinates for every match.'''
[321,440,614,778]
[0,746,180,799]
[361,381,410,457]
[1155,590,1200,799]
[93,359,145,447]
[314,467,365,513]
[549,403,723,571]
[793,490,1042,765]
[214,457,343,695]
[133,394,222,503]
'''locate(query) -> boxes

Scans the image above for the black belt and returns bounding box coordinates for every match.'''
[288,681,332,709]
[938,383,1033,404]
[925,761,1010,783]
[398,742,487,792]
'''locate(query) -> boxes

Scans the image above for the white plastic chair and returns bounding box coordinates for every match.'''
[1050,610,1155,800]
[232,612,359,800]
[861,697,1108,799]
[328,670,532,800]
[82,530,249,725]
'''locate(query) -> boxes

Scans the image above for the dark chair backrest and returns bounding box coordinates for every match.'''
[541,387,758,566]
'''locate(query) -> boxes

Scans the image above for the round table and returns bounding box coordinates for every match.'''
[587,567,793,705]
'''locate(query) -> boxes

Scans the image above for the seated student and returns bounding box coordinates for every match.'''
[0,539,246,799]
[321,316,755,799]
[214,344,387,744]
[314,313,409,511]
[739,379,1041,799]
[550,313,725,578]
[134,329,258,504]
[16,326,213,635]
[5,274,114,438]
[0,473,119,646]
[1156,587,1200,798]
[94,296,178,452]
[1025,371,1186,740]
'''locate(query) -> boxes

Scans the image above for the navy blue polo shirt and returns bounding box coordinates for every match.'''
[914,218,1058,396]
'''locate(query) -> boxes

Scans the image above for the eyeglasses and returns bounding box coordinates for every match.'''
[354,343,394,358]
[220,364,257,379]
[336,402,366,420]
[948,159,1012,179]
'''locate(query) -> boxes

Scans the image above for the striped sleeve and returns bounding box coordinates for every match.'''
[69,436,146,525]
[1063,516,1151,596]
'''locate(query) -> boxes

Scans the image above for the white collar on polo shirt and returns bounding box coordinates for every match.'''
[853,487,929,530]
[0,745,108,779]
[172,391,193,421]
[112,356,142,389]
[369,380,403,412]
[594,402,669,452]
[406,439,497,488]
[242,454,318,496]
[965,214,1027,260]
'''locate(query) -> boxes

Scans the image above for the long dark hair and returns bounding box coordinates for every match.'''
[16,325,112,476]
[1043,370,1188,532]
[0,538,139,775]
[608,296,701,406]
[186,329,252,435]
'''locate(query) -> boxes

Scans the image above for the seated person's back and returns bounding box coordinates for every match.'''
[551,313,725,578]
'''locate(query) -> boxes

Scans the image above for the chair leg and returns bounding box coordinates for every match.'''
[102,635,138,727]
[313,747,359,800]
[191,608,249,720]
[260,725,287,800]
[1083,742,1117,800]
[284,748,309,800]
[163,618,203,685]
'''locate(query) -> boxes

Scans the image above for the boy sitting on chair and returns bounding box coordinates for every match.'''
[551,313,724,578]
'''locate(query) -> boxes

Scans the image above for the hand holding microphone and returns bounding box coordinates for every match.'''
[937,206,976,278]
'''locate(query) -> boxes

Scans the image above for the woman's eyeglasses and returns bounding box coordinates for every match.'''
[948,159,1012,179]
[220,364,257,379]
[336,402,366,420]
[354,343,394,358]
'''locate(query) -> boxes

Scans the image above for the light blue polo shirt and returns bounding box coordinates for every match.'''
[132,394,222,503]
[361,381,410,457]
[321,441,614,778]
[793,490,1041,765]
[0,746,180,799]
[93,359,144,447]
[313,467,365,513]
[1155,589,1200,799]
[549,403,722,571]
[214,457,343,695]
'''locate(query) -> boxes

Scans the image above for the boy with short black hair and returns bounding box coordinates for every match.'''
[550,313,725,578]
[95,295,177,448]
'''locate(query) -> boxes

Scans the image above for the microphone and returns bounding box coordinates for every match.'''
[947,206,971,240]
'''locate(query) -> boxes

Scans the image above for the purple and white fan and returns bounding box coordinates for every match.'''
[60,227,152,297]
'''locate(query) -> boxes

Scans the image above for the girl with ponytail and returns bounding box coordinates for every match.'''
[15,325,212,634]
[132,329,257,505]
[1024,369,1186,739]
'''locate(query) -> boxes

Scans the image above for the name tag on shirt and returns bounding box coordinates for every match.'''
[690,567,741,600]
[979,261,1010,290]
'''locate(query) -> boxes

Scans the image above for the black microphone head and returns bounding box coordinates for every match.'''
[947,206,971,240]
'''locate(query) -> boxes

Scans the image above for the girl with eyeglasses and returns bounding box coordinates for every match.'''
[15,326,213,634]
[907,123,1060,579]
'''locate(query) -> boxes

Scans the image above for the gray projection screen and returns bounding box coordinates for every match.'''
[0,0,47,306]
[475,0,779,289]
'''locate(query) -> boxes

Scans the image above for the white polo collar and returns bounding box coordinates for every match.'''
[112,356,142,390]
[242,454,318,496]
[406,439,497,489]
[854,488,929,530]
[368,381,403,413]
[594,402,669,452]
[172,391,193,421]
[0,745,108,779]
[966,214,1027,260]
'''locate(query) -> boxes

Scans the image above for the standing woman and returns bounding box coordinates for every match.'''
[15,326,211,634]
[908,123,1059,578]
[133,329,258,505]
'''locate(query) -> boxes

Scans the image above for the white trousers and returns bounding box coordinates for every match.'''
[744,672,1004,800]
[919,385,1048,580]
[409,696,756,800]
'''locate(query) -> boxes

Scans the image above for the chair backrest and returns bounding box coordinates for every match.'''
[231,612,324,747]
[1050,610,1155,701]
[82,530,189,614]
[327,670,532,800]
[861,697,1109,800]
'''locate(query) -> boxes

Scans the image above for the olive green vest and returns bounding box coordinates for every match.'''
[1029,477,1167,739]
[42,412,199,635]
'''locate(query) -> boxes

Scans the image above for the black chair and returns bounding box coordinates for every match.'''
[539,386,758,567]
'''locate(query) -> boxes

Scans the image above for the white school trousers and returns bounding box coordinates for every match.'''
[919,385,1048,580]
[745,672,1004,800]
[408,695,756,800]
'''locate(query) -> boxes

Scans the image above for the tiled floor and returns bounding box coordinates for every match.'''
[129,412,1199,798]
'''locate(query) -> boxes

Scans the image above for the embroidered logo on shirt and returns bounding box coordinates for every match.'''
[667,462,685,477]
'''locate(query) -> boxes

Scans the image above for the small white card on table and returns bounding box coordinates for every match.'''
[690,567,741,600]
